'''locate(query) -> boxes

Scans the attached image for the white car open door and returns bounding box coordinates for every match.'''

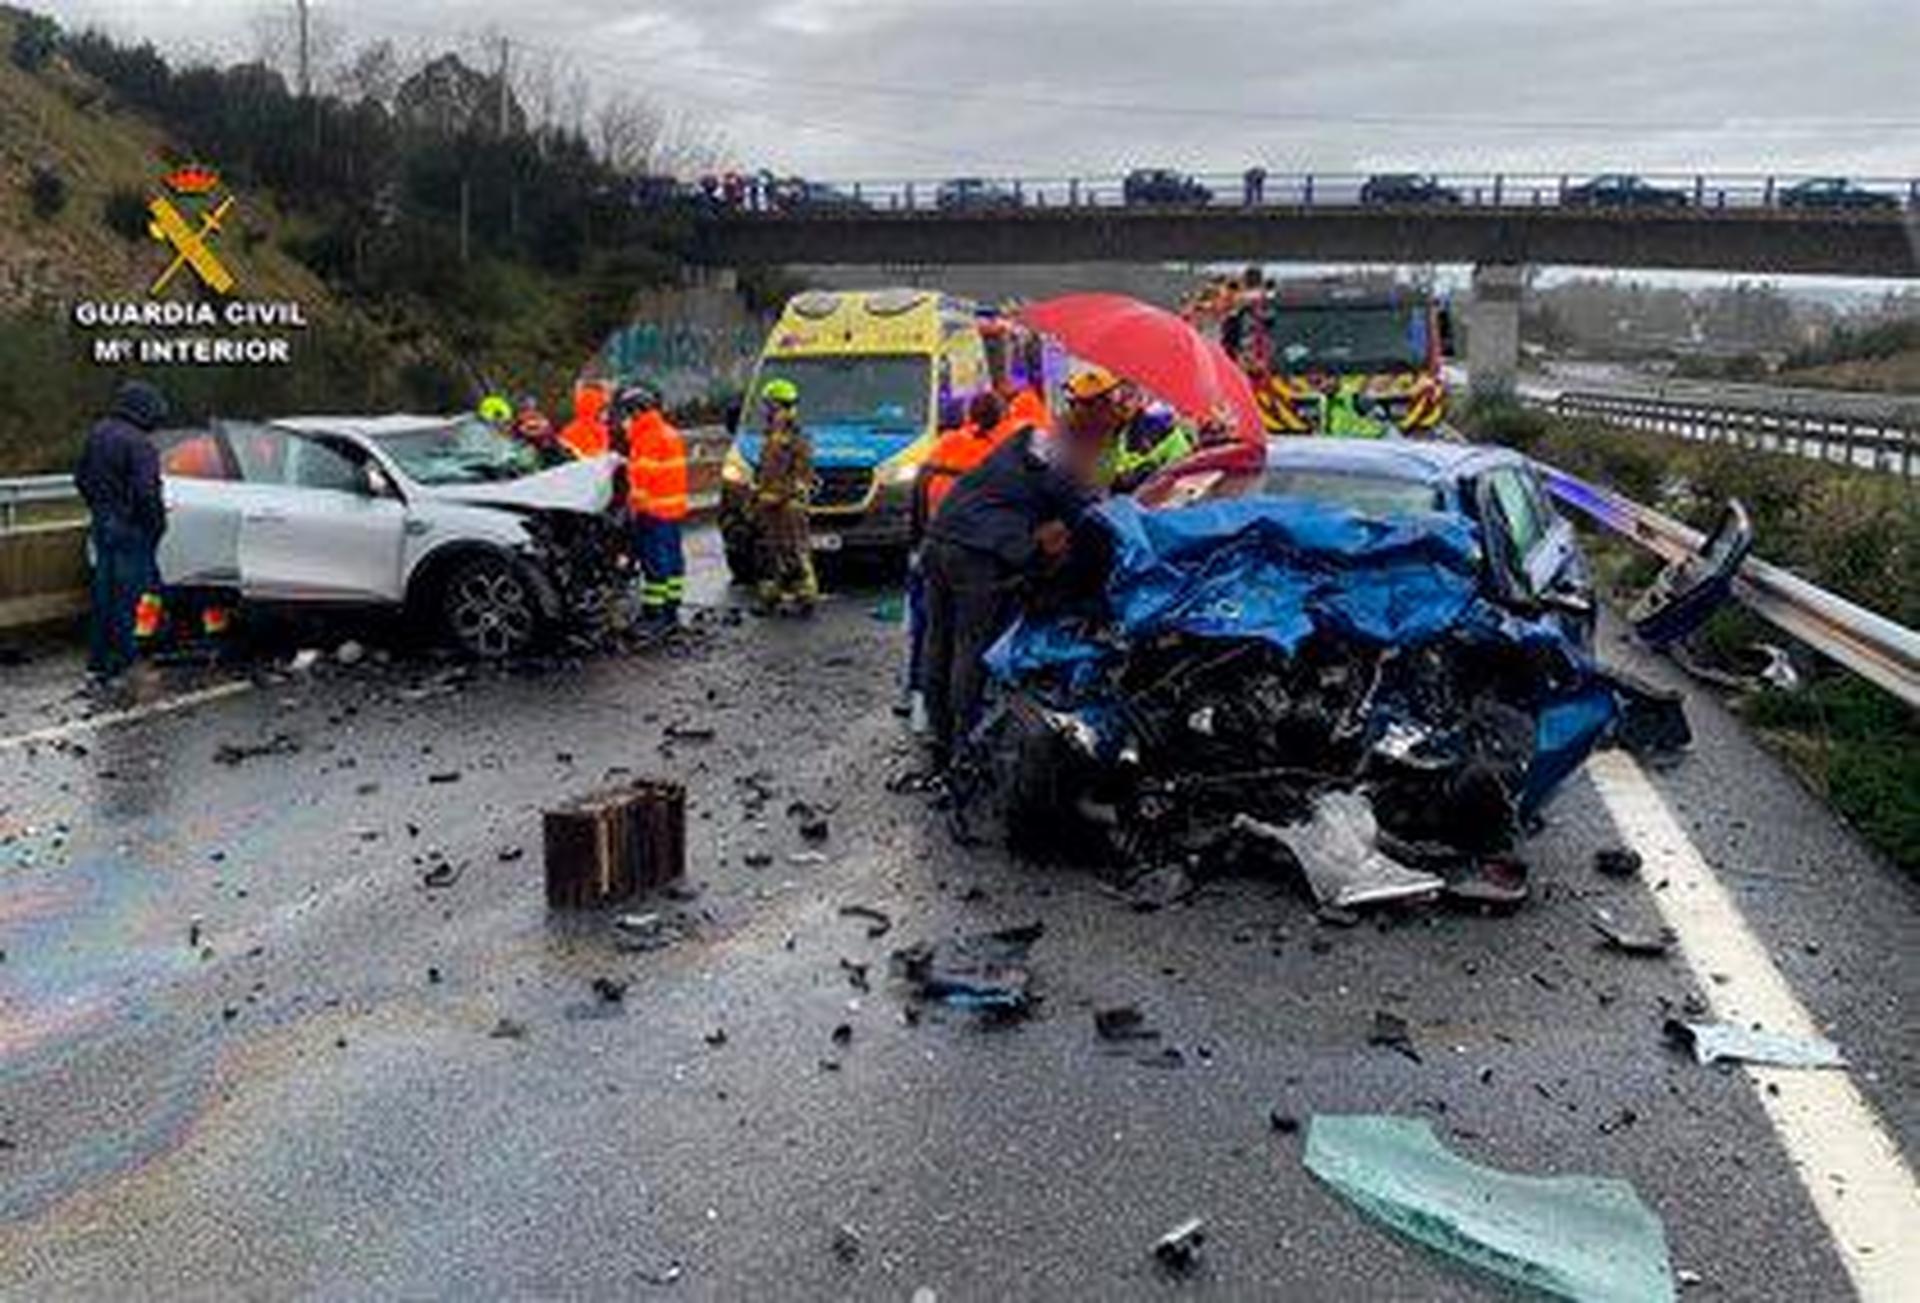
[226,425,407,604]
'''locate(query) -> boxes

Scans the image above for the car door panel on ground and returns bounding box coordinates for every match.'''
[224,424,407,604]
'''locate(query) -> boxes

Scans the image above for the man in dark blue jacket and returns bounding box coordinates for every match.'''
[75,380,169,684]
[919,368,1121,769]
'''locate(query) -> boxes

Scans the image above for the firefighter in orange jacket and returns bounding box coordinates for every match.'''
[609,383,689,624]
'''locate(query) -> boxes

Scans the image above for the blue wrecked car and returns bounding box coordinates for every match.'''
[967,438,1716,893]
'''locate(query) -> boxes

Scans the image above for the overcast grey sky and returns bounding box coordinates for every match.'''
[47,0,1920,179]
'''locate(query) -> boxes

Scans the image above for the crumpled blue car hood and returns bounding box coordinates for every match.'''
[985,495,1617,814]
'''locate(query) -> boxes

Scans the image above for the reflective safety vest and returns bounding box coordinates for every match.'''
[559,386,611,459]
[917,424,1002,528]
[1327,387,1390,438]
[624,410,689,521]
[1006,388,1049,429]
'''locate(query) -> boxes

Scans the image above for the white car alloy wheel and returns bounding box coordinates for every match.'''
[444,557,537,659]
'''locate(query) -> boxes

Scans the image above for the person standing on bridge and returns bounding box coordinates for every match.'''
[610,383,690,627]
[752,378,819,617]
[1243,166,1267,206]
[75,379,169,690]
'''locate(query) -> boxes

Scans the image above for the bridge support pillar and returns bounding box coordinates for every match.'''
[1466,263,1525,398]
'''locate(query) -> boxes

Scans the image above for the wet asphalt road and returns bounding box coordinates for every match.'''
[0,527,1914,1300]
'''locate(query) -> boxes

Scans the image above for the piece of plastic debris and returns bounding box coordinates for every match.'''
[1592,915,1673,958]
[1269,1108,1301,1135]
[289,649,321,672]
[213,733,301,766]
[592,977,629,1004]
[839,959,871,992]
[637,1260,683,1286]
[1152,1218,1206,1272]
[1304,1115,1676,1303]
[1094,1005,1159,1042]
[1368,1010,1422,1064]
[839,904,893,938]
[704,1028,728,1047]
[789,850,828,866]
[421,861,464,889]
[488,1017,528,1040]
[1662,1020,1846,1069]
[891,922,1041,1017]
[830,1223,863,1263]
[1594,847,1643,879]
[1236,795,1442,909]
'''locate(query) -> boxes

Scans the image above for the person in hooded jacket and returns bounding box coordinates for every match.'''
[75,380,169,685]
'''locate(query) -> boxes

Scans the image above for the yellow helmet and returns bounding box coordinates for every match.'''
[477,394,513,425]
[1065,367,1122,403]
[761,377,800,406]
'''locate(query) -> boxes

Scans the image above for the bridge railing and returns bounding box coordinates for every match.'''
[1545,390,1918,478]
[678,171,1920,216]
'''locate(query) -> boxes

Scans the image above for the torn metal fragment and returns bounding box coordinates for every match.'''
[1236,793,1442,909]
[1305,1115,1676,1302]
[1663,1020,1846,1069]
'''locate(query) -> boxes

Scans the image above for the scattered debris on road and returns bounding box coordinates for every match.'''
[830,1223,863,1264]
[1093,1004,1159,1042]
[1152,1218,1207,1274]
[488,1017,528,1040]
[1304,1115,1676,1302]
[1593,846,1645,879]
[838,904,894,938]
[1591,914,1674,958]
[892,922,1042,1018]
[1664,1020,1847,1069]
[592,976,629,1004]
[1367,1010,1423,1064]
[213,733,301,766]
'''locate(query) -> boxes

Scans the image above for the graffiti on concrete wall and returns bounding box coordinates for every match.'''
[590,291,769,409]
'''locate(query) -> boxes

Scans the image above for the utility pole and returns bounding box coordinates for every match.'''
[495,36,510,137]
[296,0,311,100]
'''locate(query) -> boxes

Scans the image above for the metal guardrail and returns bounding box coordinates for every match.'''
[1538,462,1920,708]
[669,170,1920,216]
[0,474,80,531]
[1550,390,1918,478]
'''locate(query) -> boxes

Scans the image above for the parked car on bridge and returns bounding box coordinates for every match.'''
[1561,174,1690,209]
[768,179,870,213]
[936,178,1024,212]
[971,437,1739,872]
[154,416,626,659]
[1122,168,1213,207]
[1776,177,1900,212]
[1359,174,1463,206]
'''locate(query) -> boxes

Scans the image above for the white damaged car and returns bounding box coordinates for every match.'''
[155,414,626,658]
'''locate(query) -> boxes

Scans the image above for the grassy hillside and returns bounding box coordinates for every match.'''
[0,7,719,474]
[0,9,328,312]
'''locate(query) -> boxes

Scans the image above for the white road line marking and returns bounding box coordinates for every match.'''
[1588,751,1920,1301]
[0,680,253,752]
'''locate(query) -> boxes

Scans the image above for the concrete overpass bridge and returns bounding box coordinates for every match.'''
[683,170,1920,389]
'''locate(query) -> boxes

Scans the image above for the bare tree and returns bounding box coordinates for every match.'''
[592,94,667,173]
[330,38,406,107]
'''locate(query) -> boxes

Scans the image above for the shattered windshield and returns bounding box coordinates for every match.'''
[1269,305,1426,372]
[1263,469,1445,517]
[371,418,542,484]
[753,355,931,434]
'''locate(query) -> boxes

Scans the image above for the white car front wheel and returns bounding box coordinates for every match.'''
[440,555,540,659]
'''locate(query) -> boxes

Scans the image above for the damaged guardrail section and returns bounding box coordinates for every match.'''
[1536,461,1920,708]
